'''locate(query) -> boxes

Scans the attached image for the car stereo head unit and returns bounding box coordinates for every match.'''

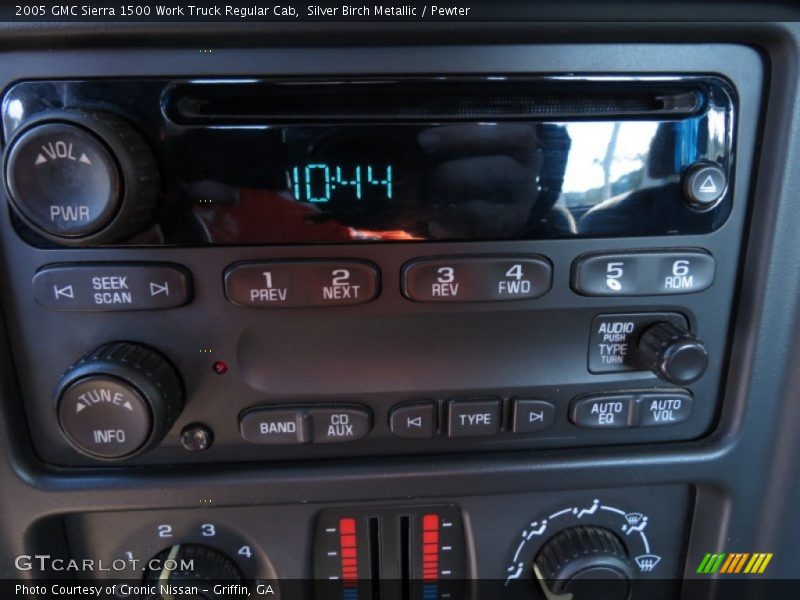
[0,72,747,466]
[2,75,735,248]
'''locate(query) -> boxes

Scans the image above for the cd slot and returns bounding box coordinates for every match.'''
[165,77,705,123]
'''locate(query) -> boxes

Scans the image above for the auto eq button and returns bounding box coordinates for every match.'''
[570,394,634,429]
[32,263,192,311]
[310,407,372,443]
[448,398,502,437]
[402,256,551,302]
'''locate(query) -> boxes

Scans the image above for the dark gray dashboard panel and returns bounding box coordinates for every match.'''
[0,29,798,596]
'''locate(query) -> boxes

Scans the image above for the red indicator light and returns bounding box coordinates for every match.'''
[212,361,228,375]
[339,518,359,585]
[422,513,440,582]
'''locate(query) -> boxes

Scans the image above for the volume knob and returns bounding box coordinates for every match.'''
[4,111,159,245]
[637,321,709,385]
[55,342,183,460]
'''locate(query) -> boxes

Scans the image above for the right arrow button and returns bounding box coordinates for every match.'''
[512,399,556,433]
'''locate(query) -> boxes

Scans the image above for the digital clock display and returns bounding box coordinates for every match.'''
[289,164,393,203]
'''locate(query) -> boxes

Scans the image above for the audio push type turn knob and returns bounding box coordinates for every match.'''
[4,111,159,245]
[637,321,709,385]
[55,342,183,460]
[534,525,635,600]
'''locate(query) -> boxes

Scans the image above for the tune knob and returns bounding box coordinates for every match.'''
[637,321,709,385]
[534,526,634,600]
[144,544,246,599]
[4,111,159,245]
[55,342,183,460]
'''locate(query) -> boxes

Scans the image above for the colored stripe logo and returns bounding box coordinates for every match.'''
[697,552,773,574]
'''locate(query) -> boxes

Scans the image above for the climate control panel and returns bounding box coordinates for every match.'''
[56,485,690,599]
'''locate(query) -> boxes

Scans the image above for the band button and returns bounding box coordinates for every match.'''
[239,408,309,445]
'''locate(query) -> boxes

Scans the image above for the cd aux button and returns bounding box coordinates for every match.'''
[402,256,552,303]
[225,260,379,308]
[309,407,372,443]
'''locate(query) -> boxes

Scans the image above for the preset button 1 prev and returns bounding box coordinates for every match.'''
[33,263,192,311]
[225,260,379,308]
[402,256,552,302]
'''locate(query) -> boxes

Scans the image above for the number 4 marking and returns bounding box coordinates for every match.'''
[506,264,524,280]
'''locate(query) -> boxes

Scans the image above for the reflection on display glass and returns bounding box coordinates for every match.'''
[3,77,735,246]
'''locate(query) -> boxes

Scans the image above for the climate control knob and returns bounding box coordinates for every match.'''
[637,321,709,385]
[534,525,634,600]
[55,342,183,460]
[144,544,246,599]
[4,111,159,245]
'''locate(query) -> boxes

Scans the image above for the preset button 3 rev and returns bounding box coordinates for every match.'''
[402,256,552,302]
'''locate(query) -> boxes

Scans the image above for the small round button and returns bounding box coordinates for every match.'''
[5,122,121,237]
[57,376,152,459]
[181,423,214,452]
[682,162,727,210]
